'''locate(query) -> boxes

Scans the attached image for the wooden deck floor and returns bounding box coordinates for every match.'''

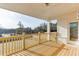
[57,45,79,56]
[11,41,79,56]
[11,41,65,56]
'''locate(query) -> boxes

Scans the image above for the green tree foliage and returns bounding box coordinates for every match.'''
[0,22,57,34]
[16,21,24,34]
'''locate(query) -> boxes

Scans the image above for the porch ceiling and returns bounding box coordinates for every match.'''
[0,3,79,20]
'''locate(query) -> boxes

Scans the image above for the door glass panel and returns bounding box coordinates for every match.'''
[70,22,78,41]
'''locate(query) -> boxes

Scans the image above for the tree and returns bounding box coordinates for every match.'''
[24,27,32,34]
[18,21,24,29]
[50,23,57,32]
[16,21,24,34]
[33,23,47,33]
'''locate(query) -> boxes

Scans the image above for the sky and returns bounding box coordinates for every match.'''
[0,8,57,29]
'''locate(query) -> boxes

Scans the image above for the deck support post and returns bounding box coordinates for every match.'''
[47,22,50,41]
[23,33,25,50]
[38,32,41,44]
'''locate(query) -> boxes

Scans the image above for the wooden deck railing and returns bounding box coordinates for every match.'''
[0,32,57,56]
[0,35,32,56]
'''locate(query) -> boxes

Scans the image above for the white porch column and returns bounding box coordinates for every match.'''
[47,22,50,41]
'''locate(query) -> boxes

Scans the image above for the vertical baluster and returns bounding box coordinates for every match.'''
[21,37,22,50]
[6,38,8,55]
[23,36,25,50]
[16,37,17,52]
[22,36,26,50]
[15,37,17,53]
[20,37,22,50]
[6,38,10,55]
[18,37,20,51]
[16,37,18,52]
[13,37,15,53]
[20,37,22,51]
[8,38,10,55]
[11,38,13,53]
[12,37,14,54]
[13,37,14,53]
[17,37,19,51]
[21,37,23,50]
[10,38,12,54]
[14,37,16,52]
[2,39,4,56]
[19,37,21,51]
[38,32,40,44]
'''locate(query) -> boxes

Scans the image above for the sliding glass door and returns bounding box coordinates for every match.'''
[70,22,78,41]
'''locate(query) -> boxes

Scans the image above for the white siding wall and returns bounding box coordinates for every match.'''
[57,11,79,44]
